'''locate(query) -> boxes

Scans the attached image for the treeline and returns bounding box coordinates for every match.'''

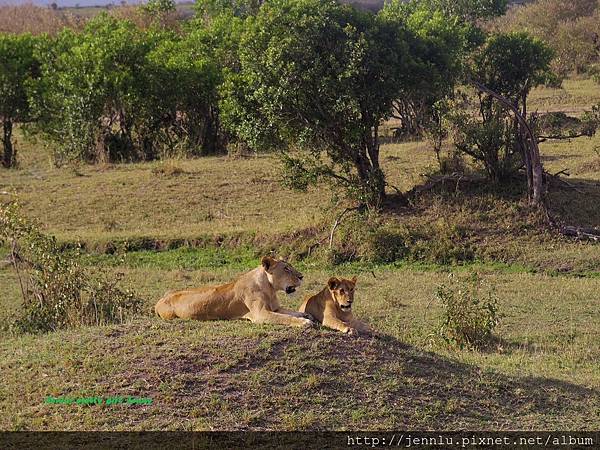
[1,0,597,207]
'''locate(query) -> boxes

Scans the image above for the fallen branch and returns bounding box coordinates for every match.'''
[544,206,600,242]
[537,132,590,143]
[559,226,600,242]
[545,171,585,194]
[552,168,570,177]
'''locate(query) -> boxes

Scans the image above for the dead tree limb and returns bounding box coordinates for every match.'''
[559,226,600,241]
[545,171,585,194]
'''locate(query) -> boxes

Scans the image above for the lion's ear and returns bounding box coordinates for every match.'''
[261,256,276,272]
[327,277,339,290]
[351,276,357,285]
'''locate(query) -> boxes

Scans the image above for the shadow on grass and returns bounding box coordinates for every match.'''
[386,172,600,232]
[547,177,600,229]
[88,321,600,430]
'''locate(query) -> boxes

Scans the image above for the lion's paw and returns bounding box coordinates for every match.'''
[301,312,315,321]
[300,318,315,328]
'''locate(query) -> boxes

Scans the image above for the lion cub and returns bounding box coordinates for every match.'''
[299,277,371,335]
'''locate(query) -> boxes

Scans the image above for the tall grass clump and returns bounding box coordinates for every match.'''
[0,203,143,334]
[435,273,501,350]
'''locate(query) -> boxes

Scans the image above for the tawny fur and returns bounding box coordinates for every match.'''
[155,256,313,328]
[299,277,371,335]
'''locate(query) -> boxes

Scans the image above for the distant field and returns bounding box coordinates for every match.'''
[1,78,600,431]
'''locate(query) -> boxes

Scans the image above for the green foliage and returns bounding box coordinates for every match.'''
[435,273,501,350]
[380,1,471,138]
[30,15,154,163]
[0,33,44,167]
[417,0,508,23]
[221,0,392,206]
[447,98,521,181]
[30,14,223,164]
[473,32,555,110]
[447,32,555,182]
[145,33,223,157]
[221,0,468,208]
[0,203,143,334]
[194,0,264,19]
[143,0,176,15]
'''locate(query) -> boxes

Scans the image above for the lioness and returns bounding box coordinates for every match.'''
[299,277,371,335]
[155,256,314,328]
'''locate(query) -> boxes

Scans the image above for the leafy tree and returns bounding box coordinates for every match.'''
[31,15,226,163]
[31,15,154,163]
[473,32,555,116]
[222,0,466,208]
[449,32,554,182]
[194,0,265,20]
[144,33,224,156]
[380,1,470,137]
[417,0,508,23]
[140,0,179,29]
[143,0,176,14]
[0,33,42,168]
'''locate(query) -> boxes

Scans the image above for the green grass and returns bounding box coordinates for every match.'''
[2,257,600,430]
[529,78,600,114]
[2,78,600,431]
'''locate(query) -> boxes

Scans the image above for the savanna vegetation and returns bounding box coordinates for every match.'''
[1,0,600,432]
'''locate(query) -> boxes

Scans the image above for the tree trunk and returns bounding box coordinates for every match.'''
[353,134,386,209]
[2,119,15,168]
[471,81,544,206]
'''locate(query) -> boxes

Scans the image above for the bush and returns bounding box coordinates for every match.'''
[446,32,554,182]
[0,33,44,168]
[435,273,501,349]
[30,14,224,165]
[0,203,144,334]
[324,211,474,265]
[221,0,469,208]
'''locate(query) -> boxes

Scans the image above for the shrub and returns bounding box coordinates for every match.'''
[30,14,223,165]
[446,32,554,182]
[435,273,501,349]
[0,203,144,334]
[324,211,474,265]
[447,102,521,182]
[0,33,44,168]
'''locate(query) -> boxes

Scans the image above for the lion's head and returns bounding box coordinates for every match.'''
[327,276,357,311]
[261,256,303,294]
